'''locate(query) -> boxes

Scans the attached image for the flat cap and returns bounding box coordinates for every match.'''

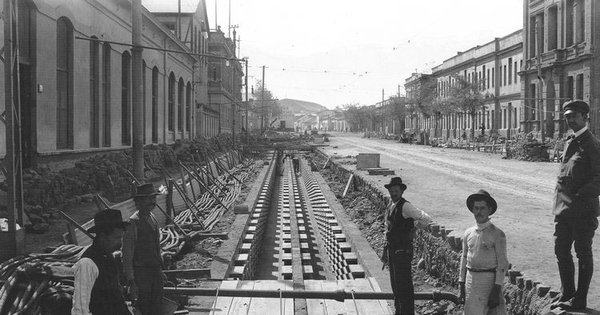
[563,100,589,114]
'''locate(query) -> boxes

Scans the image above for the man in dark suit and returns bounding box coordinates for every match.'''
[552,100,600,311]
[382,177,431,314]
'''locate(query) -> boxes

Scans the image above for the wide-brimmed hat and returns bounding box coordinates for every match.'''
[88,209,130,233]
[384,177,407,190]
[563,100,590,115]
[134,183,160,198]
[466,189,497,214]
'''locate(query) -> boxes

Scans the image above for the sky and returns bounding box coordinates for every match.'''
[144,0,524,109]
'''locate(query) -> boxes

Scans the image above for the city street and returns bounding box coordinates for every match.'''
[320,132,600,311]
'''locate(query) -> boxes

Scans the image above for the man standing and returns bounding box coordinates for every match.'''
[459,190,508,315]
[552,100,600,311]
[71,209,131,315]
[122,183,165,315]
[382,177,431,314]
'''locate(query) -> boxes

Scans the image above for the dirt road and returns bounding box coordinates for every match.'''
[321,132,600,311]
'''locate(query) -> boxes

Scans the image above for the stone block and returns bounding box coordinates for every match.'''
[356,153,380,170]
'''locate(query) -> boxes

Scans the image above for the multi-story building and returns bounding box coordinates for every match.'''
[5,0,200,168]
[522,0,600,138]
[207,27,243,137]
[431,30,523,140]
[146,0,214,139]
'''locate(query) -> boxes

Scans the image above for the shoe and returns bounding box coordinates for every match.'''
[557,297,587,311]
[550,294,573,309]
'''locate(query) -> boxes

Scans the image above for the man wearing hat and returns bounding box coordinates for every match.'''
[552,99,600,310]
[122,183,165,315]
[71,209,131,315]
[382,177,431,314]
[459,190,508,315]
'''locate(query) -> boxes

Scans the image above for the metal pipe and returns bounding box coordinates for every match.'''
[162,287,460,304]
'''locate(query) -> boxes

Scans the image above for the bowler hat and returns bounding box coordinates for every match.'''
[134,183,160,197]
[563,100,589,115]
[384,177,407,190]
[88,209,130,233]
[466,189,497,215]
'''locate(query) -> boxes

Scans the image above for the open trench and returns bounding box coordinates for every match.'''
[228,151,366,282]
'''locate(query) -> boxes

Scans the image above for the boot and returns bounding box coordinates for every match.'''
[551,260,575,309]
[561,259,593,310]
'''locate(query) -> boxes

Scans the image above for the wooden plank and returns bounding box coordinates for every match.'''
[210,280,240,315]
[320,280,347,315]
[367,277,394,314]
[339,278,391,315]
[228,281,256,314]
[342,174,354,198]
[248,280,294,315]
[304,280,326,315]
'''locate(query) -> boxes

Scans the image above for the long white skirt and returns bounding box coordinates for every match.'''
[464,271,507,315]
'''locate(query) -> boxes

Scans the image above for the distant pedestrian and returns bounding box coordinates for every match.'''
[71,209,131,315]
[551,100,600,311]
[459,190,508,315]
[292,155,300,174]
[382,177,431,314]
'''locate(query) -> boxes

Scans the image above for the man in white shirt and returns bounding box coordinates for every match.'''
[71,209,131,315]
[382,177,431,314]
[459,190,508,315]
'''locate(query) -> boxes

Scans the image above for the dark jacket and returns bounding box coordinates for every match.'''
[82,241,130,315]
[553,129,600,217]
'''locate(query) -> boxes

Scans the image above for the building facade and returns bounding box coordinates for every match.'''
[207,27,243,137]
[431,30,523,140]
[522,0,600,138]
[4,0,204,168]
[402,31,522,141]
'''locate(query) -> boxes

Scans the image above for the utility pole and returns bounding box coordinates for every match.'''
[3,0,24,259]
[261,65,265,133]
[231,61,235,147]
[245,58,249,144]
[132,0,144,180]
[536,17,545,143]
[381,89,384,133]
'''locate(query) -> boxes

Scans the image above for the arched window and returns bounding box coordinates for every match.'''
[103,43,112,147]
[178,78,184,132]
[152,67,159,142]
[168,73,175,131]
[56,17,73,149]
[90,36,100,147]
[186,82,192,133]
[121,51,131,145]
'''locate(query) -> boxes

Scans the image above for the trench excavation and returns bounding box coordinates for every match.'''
[228,151,365,281]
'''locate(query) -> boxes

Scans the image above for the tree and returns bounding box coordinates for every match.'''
[388,96,408,133]
[444,75,488,139]
[405,78,437,133]
[251,80,281,132]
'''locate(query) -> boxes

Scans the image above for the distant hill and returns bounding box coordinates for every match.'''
[279,99,328,114]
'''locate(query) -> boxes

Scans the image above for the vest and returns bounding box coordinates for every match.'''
[131,213,162,268]
[82,242,130,315]
[385,198,415,250]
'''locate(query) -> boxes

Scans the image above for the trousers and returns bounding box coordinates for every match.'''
[134,267,164,315]
[388,247,414,314]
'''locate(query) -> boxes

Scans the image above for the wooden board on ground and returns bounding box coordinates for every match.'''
[338,278,393,315]
[366,168,396,176]
[247,280,294,315]
[342,174,354,197]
